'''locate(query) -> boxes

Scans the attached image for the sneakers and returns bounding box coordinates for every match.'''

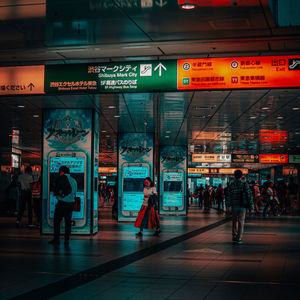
[135,232,143,237]
[48,239,60,245]
[16,220,20,228]
[237,239,243,245]
[232,235,238,242]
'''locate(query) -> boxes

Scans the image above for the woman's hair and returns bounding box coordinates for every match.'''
[144,177,154,187]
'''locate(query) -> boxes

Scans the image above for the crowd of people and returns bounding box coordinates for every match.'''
[193,176,299,217]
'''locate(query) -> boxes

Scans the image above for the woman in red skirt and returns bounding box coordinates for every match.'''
[134,177,160,237]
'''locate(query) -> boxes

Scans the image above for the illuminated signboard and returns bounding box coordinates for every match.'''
[0,65,45,95]
[45,61,177,93]
[259,130,288,142]
[289,155,300,163]
[192,154,231,163]
[188,168,210,174]
[98,167,117,173]
[232,154,259,163]
[218,168,248,174]
[178,55,300,90]
[11,154,20,168]
[259,154,288,163]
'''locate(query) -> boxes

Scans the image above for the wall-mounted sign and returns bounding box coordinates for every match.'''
[188,168,210,174]
[192,154,231,163]
[45,61,177,94]
[177,55,300,90]
[259,154,288,163]
[11,154,20,168]
[218,168,248,174]
[259,130,288,142]
[0,65,45,95]
[289,155,300,163]
[232,154,259,163]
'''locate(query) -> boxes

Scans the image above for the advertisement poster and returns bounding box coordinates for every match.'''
[42,109,93,235]
[159,146,187,215]
[118,133,153,221]
[93,111,99,233]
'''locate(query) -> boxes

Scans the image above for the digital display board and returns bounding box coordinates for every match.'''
[122,166,149,211]
[259,130,288,143]
[163,172,184,207]
[232,154,259,163]
[192,154,231,163]
[49,156,85,219]
[259,154,288,163]
[289,155,300,163]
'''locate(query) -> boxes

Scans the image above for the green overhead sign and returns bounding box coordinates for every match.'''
[45,60,177,93]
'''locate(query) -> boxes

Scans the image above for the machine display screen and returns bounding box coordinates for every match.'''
[163,172,183,207]
[49,156,85,219]
[122,166,149,211]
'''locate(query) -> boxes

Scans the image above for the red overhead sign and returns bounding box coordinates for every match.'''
[177,55,300,90]
[259,154,288,164]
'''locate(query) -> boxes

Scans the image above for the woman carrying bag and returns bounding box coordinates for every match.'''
[134,177,161,237]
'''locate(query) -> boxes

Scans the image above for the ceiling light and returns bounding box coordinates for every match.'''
[101,130,107,133]
[292,107,300,110]
[277,116,284,119]
[17,105,25,108]
[250,116,256,119]
[261,107,269,110]
[178,0,198,10]
[114,115,120,118]
[106,135,110,138]
[165,136,170,138]
[280,145,284,148]
[108,105,116,109]
[166,131,171,133]
[33,115,39,118]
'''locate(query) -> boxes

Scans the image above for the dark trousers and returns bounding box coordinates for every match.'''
[53,201,74,241]
[17,190,32,224]
[263,200,277,216]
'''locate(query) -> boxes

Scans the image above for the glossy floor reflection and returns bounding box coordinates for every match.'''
[1,205,300,299]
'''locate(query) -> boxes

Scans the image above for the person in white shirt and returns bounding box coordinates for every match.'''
[16,166,33,227]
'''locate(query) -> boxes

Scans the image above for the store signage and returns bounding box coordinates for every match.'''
[218,168,248,174]
[259,130,288,142]
[289,155,300,163]
[45,61,177,93]
[98,167,117,173]
[259,154,288,163]
[0,65,45,95]
[232,154,259,163]
[11,154,20,168]
[188,168,210,174]
[192,154,231,163]
[177,55,300,90]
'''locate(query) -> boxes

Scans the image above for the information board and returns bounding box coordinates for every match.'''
[163,171,183,207]
[259,154,288,163]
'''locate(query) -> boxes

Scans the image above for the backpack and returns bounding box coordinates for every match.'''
[54,175,72,198]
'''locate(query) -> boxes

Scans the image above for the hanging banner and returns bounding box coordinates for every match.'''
[118,133,154,221]
[0,65,45,95]
[42,109,93,235]
[178,55,300,90]
[159,146,187,216]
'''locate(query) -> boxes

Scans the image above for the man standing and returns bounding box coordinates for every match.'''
[225,170,253,245]
[48,166,77,245]
[16,166,33,227]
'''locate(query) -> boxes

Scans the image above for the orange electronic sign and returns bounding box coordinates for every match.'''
[259,154,288,164]
[177,55,300,90]
[98,167,117,173]
[188,168,210,174]
[259,130,288,142]
[218,168,248,174]
[0,65,45,95]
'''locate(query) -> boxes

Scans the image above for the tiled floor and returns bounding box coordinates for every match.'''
[1,205,300,300]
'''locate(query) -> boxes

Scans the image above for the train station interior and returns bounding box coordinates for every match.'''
[0,1,300,299]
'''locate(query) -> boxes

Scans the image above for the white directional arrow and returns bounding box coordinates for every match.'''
[155,0,168,7]
[154,63,167,76]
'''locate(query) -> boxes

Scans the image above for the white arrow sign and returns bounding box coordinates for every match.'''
[155,0,168,7]
[154,63,167,76]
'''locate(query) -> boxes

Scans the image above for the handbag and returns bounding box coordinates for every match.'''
[73,196,81,211]
[148,194,158,209]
